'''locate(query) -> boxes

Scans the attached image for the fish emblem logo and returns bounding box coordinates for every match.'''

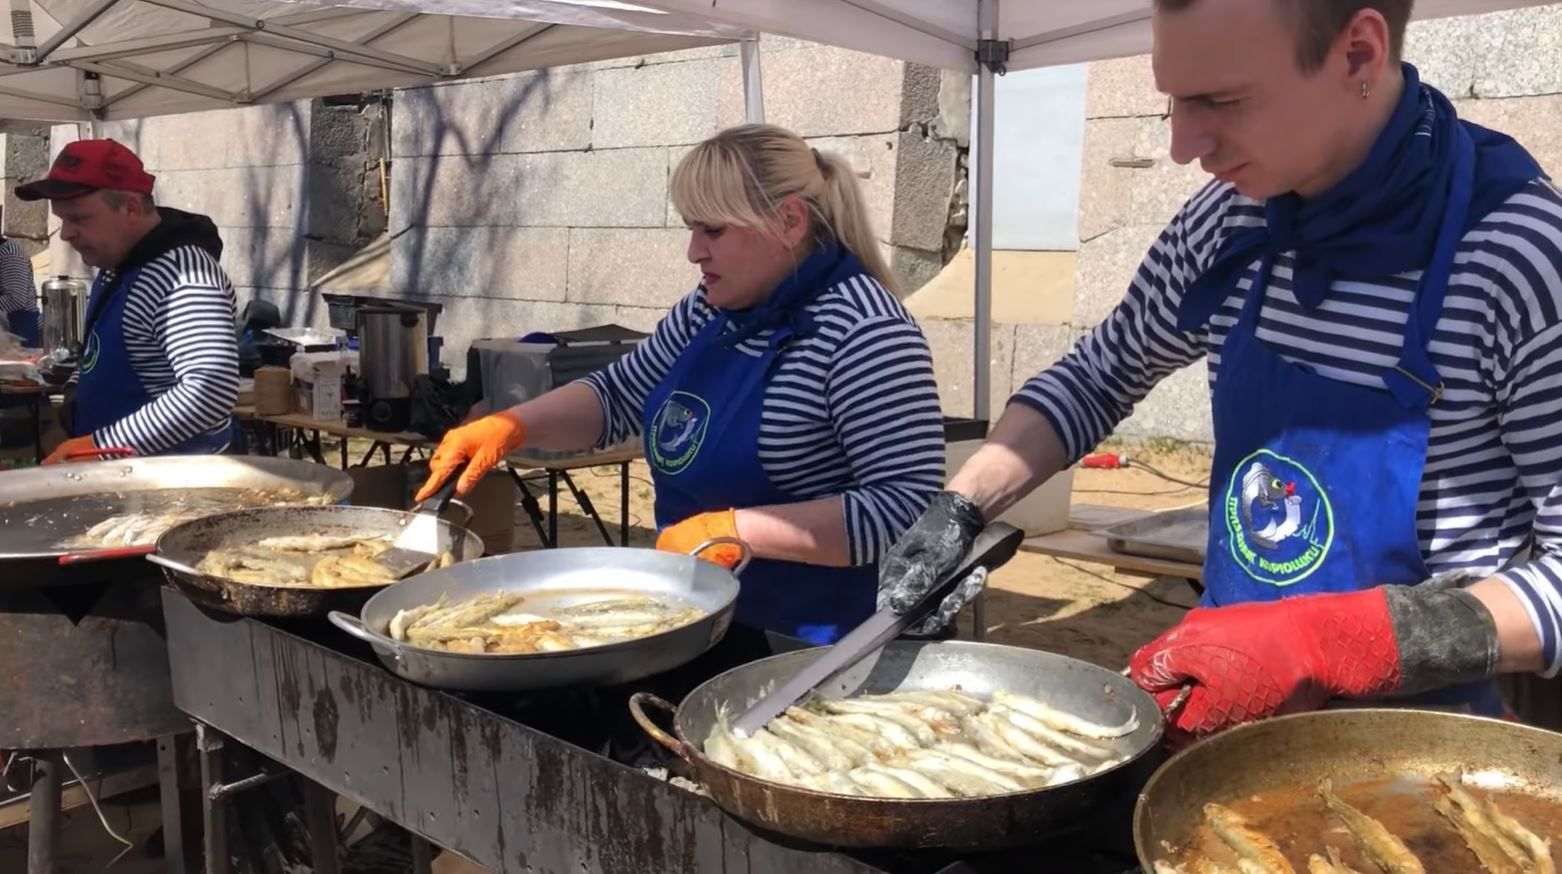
[79,331,100,375]
[647,391,711,475]
[1222,449,1334,586]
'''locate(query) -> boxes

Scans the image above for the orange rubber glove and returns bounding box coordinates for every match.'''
[655,509,746,569]
[42,435,96,466]
[414,409,527,501]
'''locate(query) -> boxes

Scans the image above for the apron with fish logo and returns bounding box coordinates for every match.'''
[1200,127,1505,716]
[642,262,879,646]
[76,265,232,454]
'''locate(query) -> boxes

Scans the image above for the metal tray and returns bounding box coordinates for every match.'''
[1102,506,1208,565]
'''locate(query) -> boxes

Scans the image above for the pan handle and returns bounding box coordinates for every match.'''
[628,692,693,764]
[689,537,752,575]
[57,543,156,565]
[62,446,136,462]
[145,552,204,577]
[1121,667,1194,716]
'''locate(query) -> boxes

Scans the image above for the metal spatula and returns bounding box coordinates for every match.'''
[372,461,471,580]
[730,521,1026,737]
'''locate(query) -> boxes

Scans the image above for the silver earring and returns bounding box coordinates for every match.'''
[1361,80,1370,99]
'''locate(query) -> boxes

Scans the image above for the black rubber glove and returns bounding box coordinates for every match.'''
[877,491,985,632]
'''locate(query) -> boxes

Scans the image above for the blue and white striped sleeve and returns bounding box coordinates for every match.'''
[0,240,35,314]
[578,291,704,447]
[825,315,945,565]
[1009,187,1220,462]
[94,258,239,454]
[1491,307,1562,678]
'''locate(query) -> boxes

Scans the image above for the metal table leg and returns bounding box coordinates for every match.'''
[198,723,231,874]
[410,835,435,874]
[557,471,613,546]
[27,751,62,874]
[30,392,43,464]
[506,469,552,548]
[157,736,190,874]
[620,462,630,546]
[302,780,341,874]
[547,469,558,548]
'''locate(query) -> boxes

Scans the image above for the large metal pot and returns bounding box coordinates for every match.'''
[328,541,746,691]
[630,640,1167,850]
[1133,709,1562,872]
[357,304,429,432]
[154,505,486,618]
[0,455,353,588]
[40,275,87,356]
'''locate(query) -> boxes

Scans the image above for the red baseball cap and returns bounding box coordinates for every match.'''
[15,138,156,201]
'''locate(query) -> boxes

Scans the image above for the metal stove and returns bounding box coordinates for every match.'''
[161,589,1148,874]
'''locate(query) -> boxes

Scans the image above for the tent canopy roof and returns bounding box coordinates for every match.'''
[612,0,1553,72]
[0,0,749,121]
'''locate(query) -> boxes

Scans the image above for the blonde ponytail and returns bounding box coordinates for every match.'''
[670,124,900,297]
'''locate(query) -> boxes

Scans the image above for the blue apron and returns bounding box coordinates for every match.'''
[6,308,38,347]
[75,266,232,454]
[642,291,878,646]
[1201,126,1504,716]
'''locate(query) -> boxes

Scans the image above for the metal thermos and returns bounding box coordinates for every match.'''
[40,275,87,355]
[356,304,429,432]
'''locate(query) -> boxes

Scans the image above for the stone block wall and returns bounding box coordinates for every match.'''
[387,36,970,361]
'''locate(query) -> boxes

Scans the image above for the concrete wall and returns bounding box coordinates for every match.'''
[917,4,1562,443]
[385,37,970,361]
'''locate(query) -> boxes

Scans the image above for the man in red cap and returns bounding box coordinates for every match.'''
[18,138,239,461]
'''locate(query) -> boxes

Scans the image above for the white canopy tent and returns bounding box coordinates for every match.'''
[0,0,754,122]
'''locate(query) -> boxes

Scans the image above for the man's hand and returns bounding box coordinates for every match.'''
[1128,580,1499,739]
[42,435,95,465]
[414,410,527,501]
[877,491,985,631]
[656,509,744,569]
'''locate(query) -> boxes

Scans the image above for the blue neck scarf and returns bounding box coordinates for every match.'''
[1177,63,1545,332]
[714,240,863,348]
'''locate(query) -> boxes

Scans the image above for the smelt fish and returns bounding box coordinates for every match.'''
[1432,795,1524,874]
[1483,797,1555,874]
[1203,803,1296,874]
[847,767,924,799]
[767,719,857,772]
[990,690,1140,739]
[864,690,985,717]
[818,699,940,745]
[934,741,1056,786]
[1317,779,1424,874]
[860,763,954,798]
[902,748,1025,796]
[1437,773,1552,874]
[254,533,376,552]
[989,705,1115,760]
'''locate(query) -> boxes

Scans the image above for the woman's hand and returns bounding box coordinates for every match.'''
[655,509,746,568]
[414,409,527,501]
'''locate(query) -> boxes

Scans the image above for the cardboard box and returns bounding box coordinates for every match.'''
[290,352,345,421]
[945,439,1073,536]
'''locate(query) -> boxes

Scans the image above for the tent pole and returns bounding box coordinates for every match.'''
[973,0,1001,423]
[740,38,764,123]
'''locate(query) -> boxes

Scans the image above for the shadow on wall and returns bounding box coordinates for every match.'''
[395,71,558,305]
[241,103,311,325]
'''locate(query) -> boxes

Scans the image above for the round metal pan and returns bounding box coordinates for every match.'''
[327,541,747,692]
[0,455,354,588]
[1133,708,1562,872]
[153,505,486,618]
[629,639,1166,850]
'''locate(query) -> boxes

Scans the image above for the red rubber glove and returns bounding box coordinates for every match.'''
[655,510,746,569]
[42,435,96,465]
[1128,588,1402,740]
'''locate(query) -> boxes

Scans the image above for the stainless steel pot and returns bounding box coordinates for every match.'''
[40,275,87,355]
[328,541,747,691]
[357,304,428,431]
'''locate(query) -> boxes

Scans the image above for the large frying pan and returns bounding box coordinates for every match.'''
[630,640,1167,850]
[1133,709,1562,872]
[0,455,353,588]
[327,541,747,692]
[153,505,486,618]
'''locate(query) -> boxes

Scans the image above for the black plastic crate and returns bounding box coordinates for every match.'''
[323,294,443,339]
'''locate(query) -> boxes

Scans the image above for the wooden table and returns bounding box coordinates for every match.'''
[233,406,644,548]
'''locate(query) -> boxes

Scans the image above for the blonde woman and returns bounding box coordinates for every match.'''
[416,124,947,644]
